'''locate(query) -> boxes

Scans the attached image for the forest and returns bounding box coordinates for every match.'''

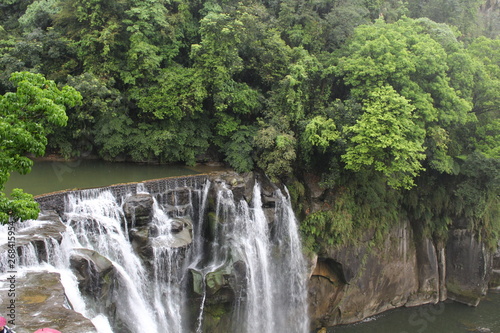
[0,0,499,251]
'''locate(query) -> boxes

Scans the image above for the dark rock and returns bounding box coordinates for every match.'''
[190,256,245,306]
[123,193,154,227]
[445,229,492,306]
[0,271,97,333]
[164,188,192,206]
[319,221,420,325]
[489,270,500,290]
[409,236,440,305]
[129,226,153,260]
[0,213,67,265]
[170,219,185,233]
[308,258,346,328]
[70,248,116,297]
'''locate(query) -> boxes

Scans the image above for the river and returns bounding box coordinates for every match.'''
[4,160,500,332]
[4,160,212,196]
[331,292,500,333]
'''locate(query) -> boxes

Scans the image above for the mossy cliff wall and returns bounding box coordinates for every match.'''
[301,175,496,330]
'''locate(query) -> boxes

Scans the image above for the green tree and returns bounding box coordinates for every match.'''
[342,85,426,189]
[0,72,81,224]
[334,18,474,187]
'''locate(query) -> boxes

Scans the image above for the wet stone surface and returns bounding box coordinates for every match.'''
[0,271,97,333]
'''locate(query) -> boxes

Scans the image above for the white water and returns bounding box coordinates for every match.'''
[0,178,309,333]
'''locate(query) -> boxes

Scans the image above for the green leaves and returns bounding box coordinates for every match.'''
[334,17,476,187]
[0,72,81,223]
[342,85,426,189]
[302,116,340,152]
[133,66,207,121]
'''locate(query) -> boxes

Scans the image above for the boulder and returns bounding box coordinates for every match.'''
[129,226,153,262]
[190,256,246,305]
[0,271,97,333]
[70,248,116,299]
[123,193,154,227]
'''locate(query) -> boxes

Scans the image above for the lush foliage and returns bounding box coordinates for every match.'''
[0,0,498,248]
[0,72,81,223]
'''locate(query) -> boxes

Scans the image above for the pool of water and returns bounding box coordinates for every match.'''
[4,159,211,196]
[331,292,500,333]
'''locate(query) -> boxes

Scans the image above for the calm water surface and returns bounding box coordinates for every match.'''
[4,159,209,196]
[331,292,500,333]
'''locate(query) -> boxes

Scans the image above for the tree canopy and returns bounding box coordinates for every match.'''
[0,72,81,223]
[0,0,498,247]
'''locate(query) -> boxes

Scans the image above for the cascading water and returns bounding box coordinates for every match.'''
[0,175,310,333]
[202,182,310,333]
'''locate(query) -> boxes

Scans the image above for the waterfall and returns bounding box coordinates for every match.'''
[1,175,309,333]
[205,182,310,333]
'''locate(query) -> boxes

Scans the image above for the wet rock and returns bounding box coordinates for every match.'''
[446,229,492,306]
[408,236,441,305]
[16,211,66,245]
[0,213,67,265]
[191,257,246,305]
[318,221,420,326]
[69,249,119,329]
[0,271,97,333]
[130,217,194,263]
[123,193,154,227]
[308,259,346,328]
[129,226,153,260]
[207,171,255,204]
[155,217,193,248]
[164,188,192,206]
[70,248,116,298]
[170,219,185,233]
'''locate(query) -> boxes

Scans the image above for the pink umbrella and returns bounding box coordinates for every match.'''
[0,317,6,326]
[33,329,61,333]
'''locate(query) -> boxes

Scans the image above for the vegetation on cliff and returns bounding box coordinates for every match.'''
[0,0,499,250]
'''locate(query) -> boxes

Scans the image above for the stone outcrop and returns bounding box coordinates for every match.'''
[123,193,154,227]
[445,229,492,306]
[70,248,117,303]
[0,271,97,333]
[489,241,500,290]
[308,218,496,328]
[311,221,426,327]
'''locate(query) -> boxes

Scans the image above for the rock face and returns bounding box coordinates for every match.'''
[445,229,492,306]
[312,221,425,326]
[489,241,500,290]
[123,193,154,227]
[0,271,97,333]
[309,219,496,328]
[70,248,117,303]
